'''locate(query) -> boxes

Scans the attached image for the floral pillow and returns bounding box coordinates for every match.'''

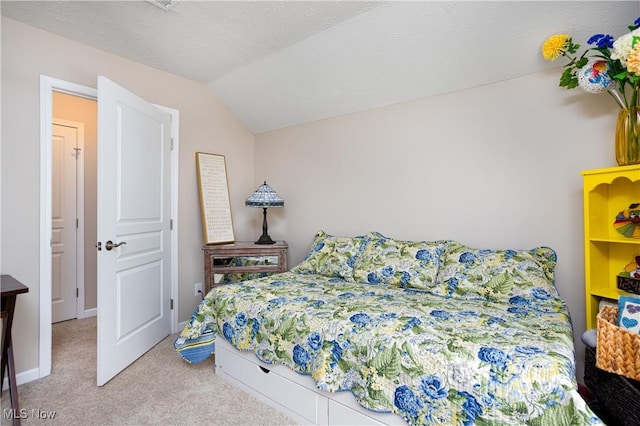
[291,230,367,281]
[432,242,559,301]
[352,232,448,291]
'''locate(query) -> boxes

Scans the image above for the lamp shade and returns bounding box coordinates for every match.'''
[245,181,284,208]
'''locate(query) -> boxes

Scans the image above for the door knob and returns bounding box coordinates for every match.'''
[105,240,126,251]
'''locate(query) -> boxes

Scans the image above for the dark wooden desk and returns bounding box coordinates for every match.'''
[1,275,29,425]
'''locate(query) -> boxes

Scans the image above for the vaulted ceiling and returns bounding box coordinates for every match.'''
[2,1,638,133]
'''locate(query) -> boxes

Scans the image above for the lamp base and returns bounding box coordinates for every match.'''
[255,234,276,245]
[254,207,276,244]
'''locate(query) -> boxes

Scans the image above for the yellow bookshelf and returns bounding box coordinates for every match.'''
[582,165,640,329]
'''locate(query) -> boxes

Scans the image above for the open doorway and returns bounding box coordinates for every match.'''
[52,92,97,322]
[38,75,180,382]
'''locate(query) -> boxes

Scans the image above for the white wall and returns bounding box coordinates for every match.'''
[255,71,619,381]
[2,13,622,384]
[1,17,257,377]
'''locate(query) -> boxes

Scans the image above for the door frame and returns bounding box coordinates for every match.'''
[39,75,180,379]
[51,118,86,321]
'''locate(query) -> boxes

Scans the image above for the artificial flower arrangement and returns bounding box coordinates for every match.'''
[542,17,640,107]
[542,17,640,166]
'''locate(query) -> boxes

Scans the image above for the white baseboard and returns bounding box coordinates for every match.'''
[2,367,40,391]
[177,320,187,332]
[71,308,96,320]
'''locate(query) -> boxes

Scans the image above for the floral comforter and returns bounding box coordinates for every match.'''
[177,272,601,425]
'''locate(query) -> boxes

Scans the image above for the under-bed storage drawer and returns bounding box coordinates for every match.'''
[218,345,327,424]
[328,399,387,425]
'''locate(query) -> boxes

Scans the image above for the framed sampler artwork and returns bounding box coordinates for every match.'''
[195,152,235,244]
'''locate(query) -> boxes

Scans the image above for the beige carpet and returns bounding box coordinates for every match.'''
[1,317,296,425]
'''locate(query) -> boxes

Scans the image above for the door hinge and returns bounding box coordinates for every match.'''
[76,288,79,298]
[170,298,174,310]
[170,219,173,230]
[76,218,79,229]
[170,138,174,150]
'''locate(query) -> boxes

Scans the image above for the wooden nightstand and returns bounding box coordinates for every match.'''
[202,241,288,294]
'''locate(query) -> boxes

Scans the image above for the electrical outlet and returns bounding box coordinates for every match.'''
[194,282,203,297]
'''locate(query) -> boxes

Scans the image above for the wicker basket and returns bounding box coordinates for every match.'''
[584,346,640,425]
[596,305,640,382]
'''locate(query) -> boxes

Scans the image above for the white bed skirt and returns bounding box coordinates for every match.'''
[215,338,405,425]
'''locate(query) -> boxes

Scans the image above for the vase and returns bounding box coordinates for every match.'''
[615,105,640,166]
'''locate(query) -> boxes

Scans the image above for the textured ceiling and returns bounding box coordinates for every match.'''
[2,1,639,133]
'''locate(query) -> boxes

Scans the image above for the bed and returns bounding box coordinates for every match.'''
[176,231,603,425]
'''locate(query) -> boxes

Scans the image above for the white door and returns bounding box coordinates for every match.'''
[96,76,172,386]
[51,123,79,323]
